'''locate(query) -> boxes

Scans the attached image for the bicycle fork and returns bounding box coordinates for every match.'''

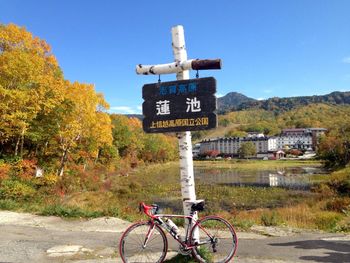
[142,224,156,249]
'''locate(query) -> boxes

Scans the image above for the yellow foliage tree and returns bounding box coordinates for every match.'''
[57,81,112,176]
[0,23,64,155]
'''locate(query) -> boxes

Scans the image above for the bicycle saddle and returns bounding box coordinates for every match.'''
[191,200,205,212]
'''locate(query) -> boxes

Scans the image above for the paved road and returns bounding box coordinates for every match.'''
[0,211,349,263]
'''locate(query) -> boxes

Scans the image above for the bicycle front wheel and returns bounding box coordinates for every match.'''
[190,216,238,263]
[119,221,168,263]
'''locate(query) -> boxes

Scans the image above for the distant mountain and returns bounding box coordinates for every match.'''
[237,91,350,113]
[217,91,350,113]
[125,114,143,120]
[217,92,256,113]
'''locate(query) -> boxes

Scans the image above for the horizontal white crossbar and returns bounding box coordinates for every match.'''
[136,60,193,75]
[136,59,221,75]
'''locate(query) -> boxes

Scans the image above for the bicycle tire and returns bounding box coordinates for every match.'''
[190,216,238,263]
[119,221,168,263]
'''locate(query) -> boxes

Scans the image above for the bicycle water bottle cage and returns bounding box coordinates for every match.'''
[191,201,205,212]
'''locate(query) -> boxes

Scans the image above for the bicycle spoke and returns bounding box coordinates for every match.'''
[191,216,237,263]
[120,222,167,263]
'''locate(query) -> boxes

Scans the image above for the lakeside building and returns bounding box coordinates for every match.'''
[277,128,327,150]
[199,136,277,157]
[198,127,327,158]
[192,143,201,157]
[276,128,313,150]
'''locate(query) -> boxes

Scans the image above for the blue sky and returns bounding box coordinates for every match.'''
[2,0,350,114]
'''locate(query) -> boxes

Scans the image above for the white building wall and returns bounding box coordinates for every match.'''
[276,134,313,150]
[268,138,277,151]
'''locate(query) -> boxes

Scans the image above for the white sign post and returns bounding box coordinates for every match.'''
[171,25,198,232]
[136,25,221,235]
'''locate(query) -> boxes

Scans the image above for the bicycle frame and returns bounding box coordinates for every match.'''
[120,202,238,263]
[140,202,214,250]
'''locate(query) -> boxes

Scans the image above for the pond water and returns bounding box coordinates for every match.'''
[194,166,329,190]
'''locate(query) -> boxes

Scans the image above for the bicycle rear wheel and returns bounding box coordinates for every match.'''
[119,221,168,263]
[190,216,237,263]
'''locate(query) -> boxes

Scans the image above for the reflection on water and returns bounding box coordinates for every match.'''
[194,166,327,190]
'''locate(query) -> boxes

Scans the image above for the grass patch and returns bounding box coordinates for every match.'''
[314,211,342,231]
[40,204,104,218]
[230,218,255,230]
[308,174,330,184]
[0,199,19,210]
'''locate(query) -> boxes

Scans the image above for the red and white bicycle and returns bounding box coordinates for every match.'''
[119,200,238,262]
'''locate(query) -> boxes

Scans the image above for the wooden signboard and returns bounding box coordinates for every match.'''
[142,77,217,133]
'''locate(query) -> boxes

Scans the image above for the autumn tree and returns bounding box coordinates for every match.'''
[238,142,256,159]
[56,81,112,176]
[111,115,144,158]
[0,23,65,156]
[141,133,177,162]
[318,125,350,168]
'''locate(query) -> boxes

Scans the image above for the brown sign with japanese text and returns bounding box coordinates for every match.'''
[142,77,217,133]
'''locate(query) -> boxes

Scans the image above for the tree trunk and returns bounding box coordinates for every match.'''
[43,141,49,155]
[95,149,101,164]
[14,136,20,156]
[20,129,25,157]
[34,144,39,157]
[58,147,68,176]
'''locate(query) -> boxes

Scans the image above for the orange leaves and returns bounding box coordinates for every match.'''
[0,162,11,181]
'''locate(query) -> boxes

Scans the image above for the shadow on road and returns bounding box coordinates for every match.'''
[270,239,350,263]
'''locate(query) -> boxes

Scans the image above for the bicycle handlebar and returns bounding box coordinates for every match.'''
[139,202,159,218]
[140,200,205,218]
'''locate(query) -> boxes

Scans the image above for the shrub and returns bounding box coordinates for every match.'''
[103,206,120,217]
[42,173,59,186]
[335,217,350,232]
[312,183,335,197]
[325,197,350,213]
[0,199,19,210]
[129,181,141,190]
[0,180,36,200]
[261,211,283,226]
[0,162,10,181]
[56,172,81,194]
[12,159,37,180]
[314,212,341,231]
[326,167,350,196]
[56,168,103,193]
[33,173,59,188]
